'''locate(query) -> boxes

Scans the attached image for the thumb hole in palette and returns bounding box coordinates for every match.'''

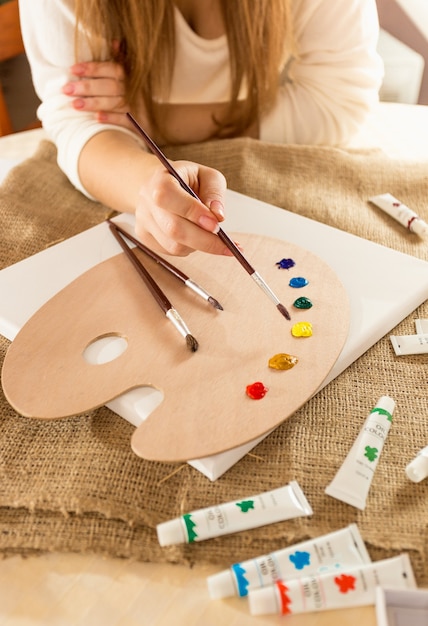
[83,333,129,365]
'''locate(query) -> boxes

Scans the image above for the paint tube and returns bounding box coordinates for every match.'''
[406,445,428,483]
[156,481,312,547]
[248,554,416,616]
[324,396,395,510]
[390,333,428,356]
[207,524,370,599]
[369,193,428,237]
[415,319,428,334]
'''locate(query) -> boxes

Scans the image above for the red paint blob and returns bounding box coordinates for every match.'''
[334,574,357,594]
[246,381,268,399]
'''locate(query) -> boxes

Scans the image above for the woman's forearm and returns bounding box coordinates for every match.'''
[78,130,156,213]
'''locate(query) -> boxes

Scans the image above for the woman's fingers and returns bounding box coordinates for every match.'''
[135,202,231,257]
[151,162,227,234]
[134,160,231,257]
[185,163,227,223]
[70,60,125,81]
[62,61,126,113]
[63,78,124,99]
[62,80,125,113]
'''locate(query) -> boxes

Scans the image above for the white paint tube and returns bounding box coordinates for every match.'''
[369,193,428,237]
[248,554,416,616]
[390,333,428,355]
[207,524,370,599]
[325,396,395,510]
[415,319,428,334]
[406,445,428,483]
[156,481,312,546]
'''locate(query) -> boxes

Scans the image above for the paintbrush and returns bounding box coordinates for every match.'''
[126,112,291,321]
[107,220,223,311]
[109,221,199,352]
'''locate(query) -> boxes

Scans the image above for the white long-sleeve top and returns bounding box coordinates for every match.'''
[19,0,383,197]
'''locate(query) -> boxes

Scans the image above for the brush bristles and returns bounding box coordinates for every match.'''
[186,334,199,352]
[208,296,223,310]
[277,302,291,321]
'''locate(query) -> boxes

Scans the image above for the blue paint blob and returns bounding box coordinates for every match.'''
[276,258,296,270]
[289,276,309,288]
[289,550,311,570]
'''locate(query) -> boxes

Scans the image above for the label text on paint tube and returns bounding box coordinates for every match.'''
[248,554,416,616]
[156,481,312,546]
[207,524,370,599]
[390,334,428,356]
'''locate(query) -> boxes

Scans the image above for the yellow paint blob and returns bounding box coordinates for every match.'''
[291,322,313,337]
[268,353,299,370]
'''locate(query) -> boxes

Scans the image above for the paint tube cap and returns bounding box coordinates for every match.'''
[411,219,428,237]
[156,519,186,546]
[376,395,395,416]
[405,454,428,483]
[248,586,278,616]
[207,570,236,599]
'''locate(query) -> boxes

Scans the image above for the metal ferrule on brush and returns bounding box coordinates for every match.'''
[184,279,211,301]
[166,308,192,339]
[251,271,281,305]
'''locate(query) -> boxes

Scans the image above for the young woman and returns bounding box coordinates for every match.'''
[19,0,383,257]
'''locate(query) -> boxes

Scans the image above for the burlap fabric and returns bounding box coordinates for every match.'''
[0,139,427,583]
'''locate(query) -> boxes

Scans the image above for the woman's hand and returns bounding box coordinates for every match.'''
[62,60,134,129]
[134,158,230,257]
[78,130,230,257]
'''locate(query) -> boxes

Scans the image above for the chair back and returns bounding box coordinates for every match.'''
[0,0,28,136]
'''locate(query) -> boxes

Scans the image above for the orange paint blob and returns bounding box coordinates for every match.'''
[268,353,298,370]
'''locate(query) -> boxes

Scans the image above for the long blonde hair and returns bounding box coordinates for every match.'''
[75,1,293,138]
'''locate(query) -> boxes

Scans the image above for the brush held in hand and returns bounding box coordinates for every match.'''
[126,112,291,321]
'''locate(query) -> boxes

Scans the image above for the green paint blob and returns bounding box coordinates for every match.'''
[293,296,313,310]
[364,446,378,462]
[236,500,255,513]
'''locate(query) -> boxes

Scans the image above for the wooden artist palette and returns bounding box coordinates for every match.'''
[2,230,350,461]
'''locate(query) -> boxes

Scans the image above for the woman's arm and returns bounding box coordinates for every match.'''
[260,0,384,146]
[78,130,228,256]
[19,0,228,256]
[18,0,144,196]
